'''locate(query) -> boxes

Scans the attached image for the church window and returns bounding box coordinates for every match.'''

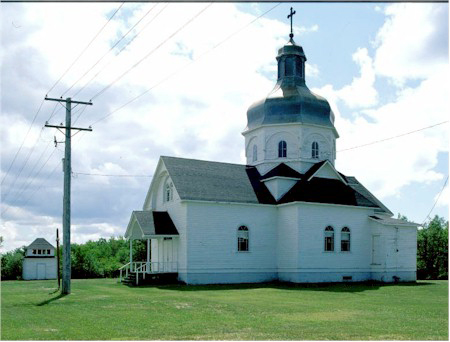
[47,249,51,254]
[341,227,350,252]
[312,141,319,159]
[285,57,294,76]
[32,249,36,255]
[295,58,303,77]
[324,226,334,252]
[253,145,257,162]
[278,140,287,158]
[237,226,249,252]
[165,181,174,202]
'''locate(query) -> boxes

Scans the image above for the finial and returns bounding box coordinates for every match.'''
[287,7,296,39]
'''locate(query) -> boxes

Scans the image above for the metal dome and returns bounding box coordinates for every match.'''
[246,38,335,132]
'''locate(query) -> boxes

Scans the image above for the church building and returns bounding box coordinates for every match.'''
[122,15,417,285]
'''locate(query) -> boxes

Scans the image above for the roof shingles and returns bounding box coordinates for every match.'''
[161,156,390,213]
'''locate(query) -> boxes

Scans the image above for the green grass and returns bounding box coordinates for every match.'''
[1,279,448,340]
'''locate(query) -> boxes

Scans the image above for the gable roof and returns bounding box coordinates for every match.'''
[160,156,390,213]
[161,156,261,204]
[128,211,179,238]
[27,238,55,250]
[260,163,302,180]
[304,160,348,184]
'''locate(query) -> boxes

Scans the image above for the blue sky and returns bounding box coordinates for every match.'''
[1,2,448,252]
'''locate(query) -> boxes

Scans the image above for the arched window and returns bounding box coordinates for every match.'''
[341,227,350,252]
[324,226,334,252]
[237,226,249,252]
[312,141,319,159]
[278,140,287,158]
[253,145,257,162]
[165,181,173,202]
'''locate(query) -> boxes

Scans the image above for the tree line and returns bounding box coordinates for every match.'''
[1,215,448,280]
[1,237,147,280]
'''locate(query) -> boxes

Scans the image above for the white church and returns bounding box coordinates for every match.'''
[122,21,418,285]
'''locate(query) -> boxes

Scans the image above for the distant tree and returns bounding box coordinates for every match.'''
[0,236,4,248]
[397,213,409,222]
[1,247,26,280]
[417,215,448,280]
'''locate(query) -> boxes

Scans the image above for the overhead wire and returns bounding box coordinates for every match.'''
[1,98,45,186]
[337,121,449,152]
[88,2,282,126]
[89,2,213,101]
[72,171,152,178]
[72,3,169,100]
[46,2,125,96]
[422,175,448,227]
[2,157,63,218]
[61,3,159,98]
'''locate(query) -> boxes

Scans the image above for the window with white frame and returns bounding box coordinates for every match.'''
[278,140,287,158]
[237,226,249,252]
[165,181,174,202]
[312,141,319,159]
[324,226,334,251]
[341,227,350,252]
[253,145,258,162]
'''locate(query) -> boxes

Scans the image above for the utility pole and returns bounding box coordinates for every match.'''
[56,228,61,290]
[45,97,92,294]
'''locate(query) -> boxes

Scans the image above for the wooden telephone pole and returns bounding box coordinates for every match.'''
[45,97,92,294]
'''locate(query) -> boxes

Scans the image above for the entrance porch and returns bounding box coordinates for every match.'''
[119,210,179,285]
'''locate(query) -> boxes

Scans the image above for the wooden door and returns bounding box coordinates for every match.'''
[36,263,46,279]
[372,235,381,265]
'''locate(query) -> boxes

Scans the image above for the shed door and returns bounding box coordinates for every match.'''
[372,235,381,265]
[36,263,46,279]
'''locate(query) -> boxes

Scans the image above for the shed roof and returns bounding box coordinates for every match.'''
[130,210,179,236]
[369,215,419,226]
[27,238,55,250]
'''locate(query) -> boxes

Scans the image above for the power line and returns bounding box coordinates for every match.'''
[88,2,282,126]
[1,98,45,186]
[2,147,60,217]
[90,3,213,101]
[46,2,125,95]
[62,3,159,98]
[337,121,449,153]
[422,175,448,226]
[1,126,48,203]
[2,157,63,219]
[72,171,152,178]
[72,3,169,100]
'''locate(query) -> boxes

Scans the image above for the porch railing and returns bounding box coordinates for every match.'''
[118,261,178,284]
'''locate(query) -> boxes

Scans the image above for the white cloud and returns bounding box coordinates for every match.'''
[373,3,448,86]
[336,48,378,109]
[313,3,448,200]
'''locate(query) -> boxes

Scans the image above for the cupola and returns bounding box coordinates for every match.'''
[242,8,339,175]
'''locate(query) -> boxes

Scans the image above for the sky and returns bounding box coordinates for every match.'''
[1,2,448,253]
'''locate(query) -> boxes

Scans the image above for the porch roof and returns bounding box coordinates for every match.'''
[126,211,179,239]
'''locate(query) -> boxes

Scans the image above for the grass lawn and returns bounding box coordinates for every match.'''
[1,278,448,340]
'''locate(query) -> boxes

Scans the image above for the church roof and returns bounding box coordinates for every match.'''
[246,38,336,133]
[130,211,179,236]
[162,156,261,204]
[161,156,391,214]
[27,238,55,250]
[369,215,419,227]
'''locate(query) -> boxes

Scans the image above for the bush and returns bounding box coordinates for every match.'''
[1,247,26,280]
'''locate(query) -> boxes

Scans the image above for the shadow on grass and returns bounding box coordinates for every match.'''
[36,292,68,306]
[138,280,437,293]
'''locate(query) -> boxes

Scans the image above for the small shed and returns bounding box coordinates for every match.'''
[22,238,57,280]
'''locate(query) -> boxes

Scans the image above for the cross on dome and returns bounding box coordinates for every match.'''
[287,7,296,39]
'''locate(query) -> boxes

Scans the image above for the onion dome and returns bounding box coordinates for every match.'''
[246,37,335,131]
